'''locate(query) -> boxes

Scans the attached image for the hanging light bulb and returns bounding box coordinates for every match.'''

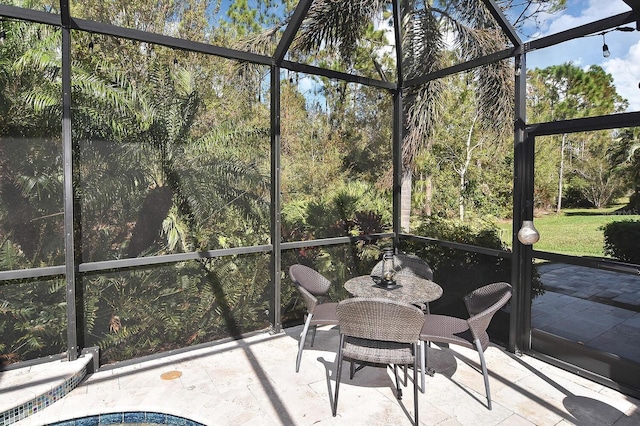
[602,33,611,57]
[517,220,540,245]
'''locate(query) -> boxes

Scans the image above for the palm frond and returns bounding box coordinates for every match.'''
[295,0,389,61]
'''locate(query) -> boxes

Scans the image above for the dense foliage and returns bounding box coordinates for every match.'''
[602,220,640,264]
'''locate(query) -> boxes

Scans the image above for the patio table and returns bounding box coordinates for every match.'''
[344,274,443,306]
[343,274,443,383]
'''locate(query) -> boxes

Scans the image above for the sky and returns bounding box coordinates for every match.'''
[523,0,640,111]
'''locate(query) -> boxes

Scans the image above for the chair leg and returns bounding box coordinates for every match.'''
[296,313,313,373]
[310,324,318,347]
[413,344,419,425]
[332,334,345,417]
[474,339,491,410]
[423,341,435,378]
[419,341,426,393]
[393,364,402,400]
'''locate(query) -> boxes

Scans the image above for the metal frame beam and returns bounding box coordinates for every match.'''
[70,17,272,65]
[393,0,404,87]
[270,65,282,333]
[274,0,312,64]
[281,60,396,89]
[482,0,522,47]
[405,47,517,88]
[525,11,636,52]
[392,0,404,242]
[510,51,530,354]
[0,4,59,25]
[527,111,640,137]
[59,0,79,362]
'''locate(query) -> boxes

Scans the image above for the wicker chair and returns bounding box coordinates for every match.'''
[419,282,512,409]
[289,264,339,373]
[332,297,425,424]
[371,252,434,312]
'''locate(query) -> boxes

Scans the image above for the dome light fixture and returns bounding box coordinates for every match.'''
[517,220,540,245]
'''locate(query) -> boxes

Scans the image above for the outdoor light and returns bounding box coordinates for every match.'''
[517,220,540,245]
[593,27,635,58]
[0,30,5,44]
[602,33,610,57]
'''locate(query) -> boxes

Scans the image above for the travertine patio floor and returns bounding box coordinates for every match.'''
[7,322,640,426]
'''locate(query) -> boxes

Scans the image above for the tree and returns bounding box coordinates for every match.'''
[569,133,625,208]
[608,127,640,210]
[287,0,548,231]
[527,64,627,210]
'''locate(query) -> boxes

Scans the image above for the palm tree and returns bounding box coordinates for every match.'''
[3,26,272,362]
[288,0,514,231]
[15,29,270,259]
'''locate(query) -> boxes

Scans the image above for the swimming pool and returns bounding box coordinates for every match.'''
[47,411,205,425]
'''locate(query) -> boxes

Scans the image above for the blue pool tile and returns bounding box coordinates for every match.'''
[38,411,206,426]
[99,412,124,424]
[123,412,146,422]
[169,415,189,426]
[145,412,167,423]
[75,415,99,426]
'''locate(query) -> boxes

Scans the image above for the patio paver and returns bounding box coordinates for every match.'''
[7,323,640,426]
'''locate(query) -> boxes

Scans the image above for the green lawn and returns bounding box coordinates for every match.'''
[497,205,640,257]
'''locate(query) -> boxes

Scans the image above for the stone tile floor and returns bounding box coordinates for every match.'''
[4,263,640,425]
[9,323,640,426]
[534,264,640,363]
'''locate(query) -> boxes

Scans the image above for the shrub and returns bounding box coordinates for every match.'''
[602,220,640,264]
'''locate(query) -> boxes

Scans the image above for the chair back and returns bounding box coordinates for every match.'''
[371,253,433,281]
[336,298,425,343]
[465,282,512,343]
[289,264,331,296]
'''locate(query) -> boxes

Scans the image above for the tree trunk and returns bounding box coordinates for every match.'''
[459,173,465,221]
[458,112,478,221]
[557,133,566,213]
[423,175,432,217]
[400,170,412,232]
